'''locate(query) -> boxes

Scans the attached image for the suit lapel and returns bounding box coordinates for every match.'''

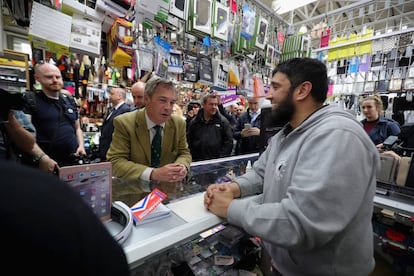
[161,119,174,163]
[135,110,151,162]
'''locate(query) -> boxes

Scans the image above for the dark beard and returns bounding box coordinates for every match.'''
[268,93,295,127]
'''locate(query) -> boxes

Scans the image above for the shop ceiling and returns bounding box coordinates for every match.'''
[2,0,414,47]
[263,0,414,38]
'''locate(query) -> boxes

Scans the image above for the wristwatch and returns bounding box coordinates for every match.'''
[33,152,47,164]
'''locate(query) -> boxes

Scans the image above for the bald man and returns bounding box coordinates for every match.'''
[24,63,85,169]
[131,81,145,109]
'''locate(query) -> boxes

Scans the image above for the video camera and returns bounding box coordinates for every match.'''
[383,126,414,157]
[0,88,25,122]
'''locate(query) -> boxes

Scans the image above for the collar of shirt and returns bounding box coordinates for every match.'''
[112,101,125,111]
[250,109,261,117]
[144,112,165,131]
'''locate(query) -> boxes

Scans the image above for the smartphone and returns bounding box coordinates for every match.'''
[244,123,251,129]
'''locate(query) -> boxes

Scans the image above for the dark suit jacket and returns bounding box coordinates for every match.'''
[99,102,132,160]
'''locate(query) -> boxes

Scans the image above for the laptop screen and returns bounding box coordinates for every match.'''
[59,162,112,221]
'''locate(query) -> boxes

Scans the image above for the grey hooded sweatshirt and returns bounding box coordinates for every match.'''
[228,104,380,276]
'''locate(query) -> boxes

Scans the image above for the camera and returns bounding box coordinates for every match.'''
[382,135,399,151]
[0,88,25,122]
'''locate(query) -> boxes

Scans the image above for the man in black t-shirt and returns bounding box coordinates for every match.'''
[24,63,85,168]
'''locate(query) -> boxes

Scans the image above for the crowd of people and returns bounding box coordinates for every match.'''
[0,57,407,275]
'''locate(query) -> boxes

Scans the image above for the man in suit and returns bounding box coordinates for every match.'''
[99,87,132,161]
[107,77,191,205]
[131,81,145,109]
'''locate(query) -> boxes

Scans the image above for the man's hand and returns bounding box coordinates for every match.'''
[151,163,187,182]
[204,183,234,218]
[39,155,59,174]
[241,127,260,137]
[204,183,226,209]
[75,146,86,156]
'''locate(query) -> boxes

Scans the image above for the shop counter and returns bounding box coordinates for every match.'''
[374,193,414,217]
[120,153,259,269]
[122,193,222,268]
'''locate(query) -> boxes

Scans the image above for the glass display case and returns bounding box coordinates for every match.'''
[119,153,260,273]
[112,153,259,206]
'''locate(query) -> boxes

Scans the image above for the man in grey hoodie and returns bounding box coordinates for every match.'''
[204,58,380,276]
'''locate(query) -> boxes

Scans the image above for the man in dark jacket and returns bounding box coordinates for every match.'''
[99,87,132,160]
[233,96,262,155]
[187,94,233,161]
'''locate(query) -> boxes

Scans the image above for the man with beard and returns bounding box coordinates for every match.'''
[204,58,380,275]
[24,63,85,170]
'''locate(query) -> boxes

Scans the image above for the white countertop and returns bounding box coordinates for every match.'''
[121,193,223,268]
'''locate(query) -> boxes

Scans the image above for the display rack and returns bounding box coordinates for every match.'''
[0,49,29,92]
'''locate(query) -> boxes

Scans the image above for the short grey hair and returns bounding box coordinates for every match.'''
[144,77,175,98]
[110,87,126,100]
[117,88,127,100]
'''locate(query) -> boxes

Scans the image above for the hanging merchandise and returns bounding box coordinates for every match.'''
[112,68,121,85]
[347,55,359,74]
[253,74,265,98]
[277,32,285,52]
[228,0,237,14]
[154,36,171,78]
[138,48,154,73]
[254,16,268,50]
[376,70,389,92]
[108,17,134,67]
[212,59,229,90]
[327,61,337,77]
[211,0,229,41]
[198,53,214,85]
[240,3,256,41]
[319,28,331,48]
[239,60,250,93]
[169,0,186,20]
[364,71,376,92]
[136,0,170,25]
[343,74,354,94]
[182,50,199,82]
[399,44,414,67]
[265,45,274,67]
[353,72,366,95]
[228,62,240,86]
[404,62,414,90]
[280,34,306,61]
[186,0,213,37]
[168,49,183,74]
[336,59,347,75]
[358,54,371,72]
[389,68,403,92]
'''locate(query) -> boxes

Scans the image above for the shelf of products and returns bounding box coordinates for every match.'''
[0,49,29,92]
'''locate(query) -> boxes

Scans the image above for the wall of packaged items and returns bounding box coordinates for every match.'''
[2,0,414,123]
[304,0,414,126]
